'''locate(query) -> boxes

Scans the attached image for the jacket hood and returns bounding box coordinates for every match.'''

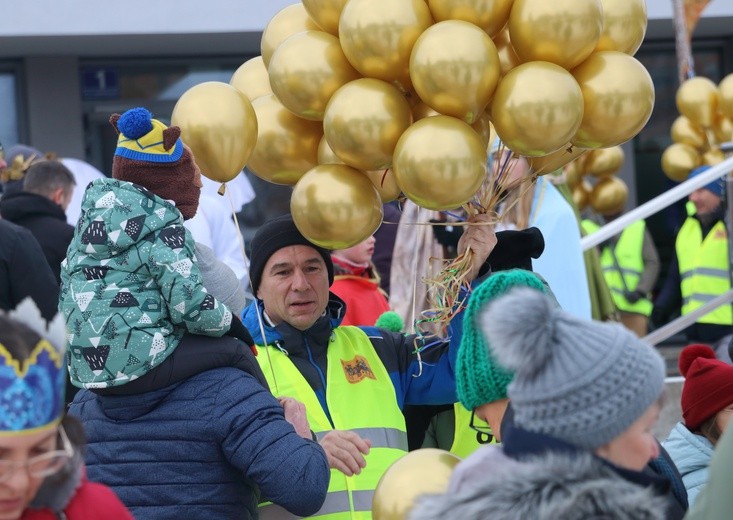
[71,178,183,260]
[0,191,67,222]
[662,422,714,476]
[242,292,346,347]
[76,383,173,422]
[410,447,668,520]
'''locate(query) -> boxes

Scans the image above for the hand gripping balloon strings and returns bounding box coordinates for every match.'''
[421,141,536,333]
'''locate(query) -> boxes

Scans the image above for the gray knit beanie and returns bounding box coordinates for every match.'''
[481,288,666,450]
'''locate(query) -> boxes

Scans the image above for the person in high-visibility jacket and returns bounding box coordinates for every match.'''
[242,213,497,519]
[581,216,660,337]
[654,165,732,345]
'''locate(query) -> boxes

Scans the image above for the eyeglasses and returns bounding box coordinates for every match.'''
[469,410,493,435]
[0,426,73,482]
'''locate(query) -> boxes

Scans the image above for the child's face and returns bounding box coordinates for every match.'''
[333,236,376,265]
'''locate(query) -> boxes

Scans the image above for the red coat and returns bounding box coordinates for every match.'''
[331,259,390,326]
[21,477,133,520]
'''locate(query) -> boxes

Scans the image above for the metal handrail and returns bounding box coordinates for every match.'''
[581,153,733,251]
[582,143,733,349]
[642,289,733,345]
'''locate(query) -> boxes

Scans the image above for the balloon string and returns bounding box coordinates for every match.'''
[222,183,279,396]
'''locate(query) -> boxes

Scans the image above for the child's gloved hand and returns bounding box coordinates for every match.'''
[227,317,257,356]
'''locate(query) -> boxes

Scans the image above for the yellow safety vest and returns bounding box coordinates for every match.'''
[677,217,733,325]
[257,327,407,519]
[450,403,497,459]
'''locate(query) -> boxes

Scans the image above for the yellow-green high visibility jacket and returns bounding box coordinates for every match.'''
[677,217,732,325]
[450,403,497,459]
[257,326,407,519]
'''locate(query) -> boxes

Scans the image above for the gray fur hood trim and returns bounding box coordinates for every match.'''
[29,446,84,512]
[410,449,667,520]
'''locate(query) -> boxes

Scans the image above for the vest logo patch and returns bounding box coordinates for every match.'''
[341,355,375,384]
[715,229,727,240]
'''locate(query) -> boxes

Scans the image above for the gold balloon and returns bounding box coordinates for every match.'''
[594,0,647,55]
[565,160,585,189]
[230,57,272,102]
[339,0,434,89]
[720,73,733,120]
[585,146,624,177]
[572,179,592,211]
[509,0,603,70]
[365,169,402,202]
[528,144,587,176]
[248,94,323,185]
[671,116,706,149]
[410,20,501,124]
[590,176,628,215]
[571,51,655,149]
[171,81,257,184]
[261,4,320,67]
[703,148,725,166]
[713,115,733,144]
[491,61,584,157]
[268,30,360,121]
[661,143,701,182]
[676,77,720,128]
[472,111,493,150]
[373,449,461,520]
[302,0,348,35]
[393,115,488,210]
[427,0,514,37]
[318,136,401,202]
[412,102,442,121]
[493,29,522,78]
[324,78,413,171]
[291,164,383,249]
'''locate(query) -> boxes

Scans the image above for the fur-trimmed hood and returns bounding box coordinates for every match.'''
[409,446,668,520]
[29,443,84,512]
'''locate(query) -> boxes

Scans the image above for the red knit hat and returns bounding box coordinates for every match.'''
[679,344,733,431]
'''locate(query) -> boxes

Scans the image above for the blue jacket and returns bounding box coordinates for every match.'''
[242,293,464,425]
[69,368,330,520]
[663,422,713,506]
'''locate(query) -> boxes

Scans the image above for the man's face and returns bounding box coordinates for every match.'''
[689,187,722,217]
[256,245,331,331]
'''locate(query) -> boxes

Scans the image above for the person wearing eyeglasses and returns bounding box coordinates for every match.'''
[0,304,132,520]
[662,344,733,506]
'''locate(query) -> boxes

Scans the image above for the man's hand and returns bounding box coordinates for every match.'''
[457,214,497,281]
[319,430,372,476]
[280,398,312,440]
[623,290,644,304]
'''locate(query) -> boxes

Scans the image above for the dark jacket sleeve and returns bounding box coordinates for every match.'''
[4,223,59,320]
[215,375,330,516]
[654,251,681,315]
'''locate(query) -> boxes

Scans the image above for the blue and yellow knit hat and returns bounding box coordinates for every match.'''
[113,107,183,163]
[456,269,548,411]
[0,299,66,434]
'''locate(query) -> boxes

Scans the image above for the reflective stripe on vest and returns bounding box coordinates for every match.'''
[257,326,407,519]
[449,403,497,458]
[677,217,732,325]
[597,220,653,316]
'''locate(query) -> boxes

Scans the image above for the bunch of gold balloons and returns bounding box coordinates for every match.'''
[661,74,733,182]
[219,0,655,249]
[566,146,629,216]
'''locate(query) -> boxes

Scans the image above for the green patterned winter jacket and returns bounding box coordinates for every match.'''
[60,179,233,389]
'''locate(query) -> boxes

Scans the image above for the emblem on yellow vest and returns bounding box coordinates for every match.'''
[341,355,376,384]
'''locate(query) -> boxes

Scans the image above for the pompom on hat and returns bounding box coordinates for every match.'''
[678,344,733,431]
[481,288,666,450]
[110,107,200,220]
[456,269,548,411]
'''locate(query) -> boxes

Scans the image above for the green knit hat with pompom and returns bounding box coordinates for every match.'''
[457,269,548,410]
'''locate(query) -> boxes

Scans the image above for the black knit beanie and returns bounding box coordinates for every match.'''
[249,214,334,296]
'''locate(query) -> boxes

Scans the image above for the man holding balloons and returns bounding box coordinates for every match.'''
[243,213,496,519]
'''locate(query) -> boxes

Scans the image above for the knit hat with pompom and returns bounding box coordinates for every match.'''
[678,344,733,431]
[480,288,666,450]
[110,107,201,220]
[456,269,548,411]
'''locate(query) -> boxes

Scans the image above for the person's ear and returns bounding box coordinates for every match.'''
[50,187,66,206]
